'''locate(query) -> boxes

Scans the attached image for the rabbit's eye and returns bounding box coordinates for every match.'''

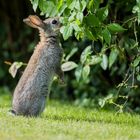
[52,20,57,24]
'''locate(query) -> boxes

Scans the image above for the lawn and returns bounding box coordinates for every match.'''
[0,91,140,140]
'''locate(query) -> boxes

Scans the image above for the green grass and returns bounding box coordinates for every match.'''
[0,100,140,140]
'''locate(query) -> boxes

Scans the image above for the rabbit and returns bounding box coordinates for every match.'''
[10,15,64,117]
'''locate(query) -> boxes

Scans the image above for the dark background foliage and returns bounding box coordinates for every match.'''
[0,0,140,113]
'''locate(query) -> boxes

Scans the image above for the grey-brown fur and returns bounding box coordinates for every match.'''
[11,15,64,117]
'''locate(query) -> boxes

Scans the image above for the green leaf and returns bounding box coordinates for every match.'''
[85,14,100,27]
[39,0,49,13]
[68,12,76,22]
[57,0,64,11]
[96,7,108,21]
[66,0,73,6]
[60,25,73,40]
[82,65,90,80]
[30,0,39,12]
[133,56,140,67]
[58,2,67,16]
[132,5,140,13]
[98,99,106,108]
[87,0,94,10]
[68,0,77,10]
[137,74,140,81]
[109,48,118,68]
[74,31,84,40]
[132,1,140,24]
[84,28,96,40]
[60,17,68,24]
[9,62,23,78]
[81,0,87,11]
[72,22,81,32]
[66,48,78,61]
[101,54,108,70]
[39,1,57,17]
[75,65,83,81]
[61,61,78,71]
[80,46,92,64]
[102,28,111,45]
[107,23,126,33]
[76,12,84,22]
[89,55,102,65]
[74,0,86,12]
[75,0,81,11]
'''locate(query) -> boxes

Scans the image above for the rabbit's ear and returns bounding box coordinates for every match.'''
[23,15,45,29]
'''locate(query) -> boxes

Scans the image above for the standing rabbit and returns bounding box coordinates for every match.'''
[11,15,64,116]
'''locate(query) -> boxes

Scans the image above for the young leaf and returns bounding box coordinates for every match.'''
[96,7,108,21]
[61,61,78,71]
[39,0,49,13]
[81,0,87,11]
[76,12,84,22]
[132,3,140,24]
[9,62,23,78]
[85,14,100,27]
[66,0,73,7]
[57,0,64,11]
[60,17,69,24]
[102,28,111,45]
[58,2,67,15]
[84,28,96,40]
[75,0,81,11]
[68,12,76,22]
[60,25,73,40]
[80,46,92,64]
[137,74,140,81]
[39,1,57,17]
[98,99,106,108]
[72,22,81,32]
[75,65,83,81]
[66,48,78,61]
[30,0,39,12]
[133,56,140,67]
[82,65,90,80]
[74,30,84,40]
[107,23,126,33]
[89,55,102,65]
[87,0,94,10]
[68,0,77,10]
[109,48,118,68]
[100,54,108,70]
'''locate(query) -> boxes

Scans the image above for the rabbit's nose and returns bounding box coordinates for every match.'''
[23,17,38,28]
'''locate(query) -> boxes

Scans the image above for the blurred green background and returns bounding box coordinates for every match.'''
[0,0,140,113]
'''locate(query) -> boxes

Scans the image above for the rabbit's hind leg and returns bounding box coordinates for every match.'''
[28,96,46,117]
[8,109,17,116]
